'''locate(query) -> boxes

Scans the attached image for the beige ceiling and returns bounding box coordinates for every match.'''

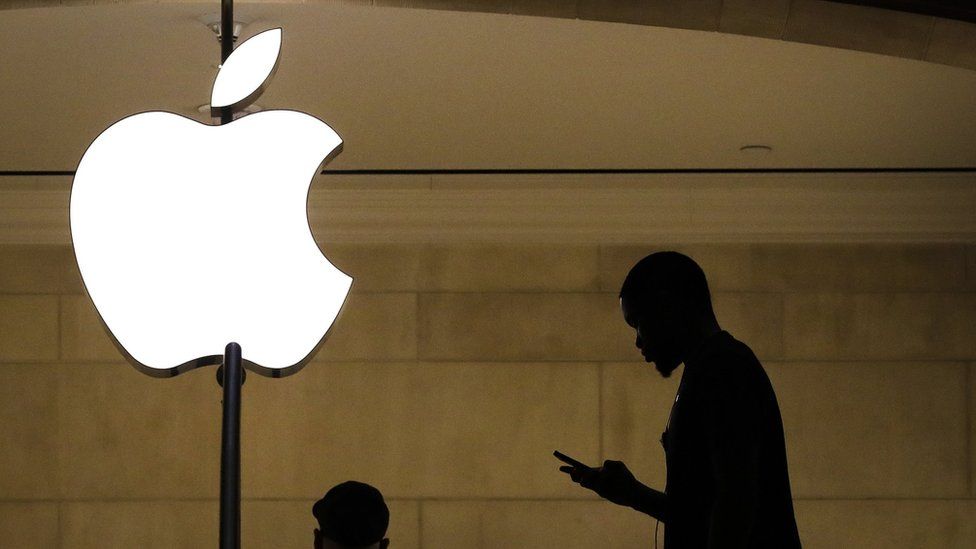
[5,1,976,73]
[1,1,975,171]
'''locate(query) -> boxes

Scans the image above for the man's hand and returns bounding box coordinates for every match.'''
[555,453,640,508]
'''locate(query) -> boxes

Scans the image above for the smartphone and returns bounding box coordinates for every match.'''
[553,450,593,470]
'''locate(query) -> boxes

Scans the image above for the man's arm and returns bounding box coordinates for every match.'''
[628,477,669,522]
[704,368,761,549]
[707,469,758,548]
[557,458,669,522]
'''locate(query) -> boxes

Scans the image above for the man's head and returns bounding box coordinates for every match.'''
[619,251,715,377]
[313,481,389,549]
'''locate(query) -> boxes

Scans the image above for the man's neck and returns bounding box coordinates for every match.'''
[681,317,723,368]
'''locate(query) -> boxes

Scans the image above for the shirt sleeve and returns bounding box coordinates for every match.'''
[701,358,762,545]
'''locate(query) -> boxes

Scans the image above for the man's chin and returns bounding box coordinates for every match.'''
[652,358,681,378]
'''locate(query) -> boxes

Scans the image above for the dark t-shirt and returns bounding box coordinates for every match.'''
[661,331,801,548]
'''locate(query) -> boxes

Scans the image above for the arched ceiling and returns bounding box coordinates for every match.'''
[1,1,974,171]
[1,2,975,244]
[3,1,975,71]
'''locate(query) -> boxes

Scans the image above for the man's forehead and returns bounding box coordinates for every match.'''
[620,296,642,324]
[621,293,668,317]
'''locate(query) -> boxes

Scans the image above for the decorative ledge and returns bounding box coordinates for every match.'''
[2,172,974,244]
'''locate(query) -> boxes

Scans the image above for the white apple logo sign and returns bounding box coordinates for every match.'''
[70,28,352,377]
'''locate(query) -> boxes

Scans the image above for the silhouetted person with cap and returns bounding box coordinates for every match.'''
[556,251,801,548]
[313,481,390,549]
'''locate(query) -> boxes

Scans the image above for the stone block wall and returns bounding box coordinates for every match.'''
[1,243,974,547]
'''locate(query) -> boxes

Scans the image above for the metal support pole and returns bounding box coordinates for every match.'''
[219,342,242,549]
[218,5,238,547]
[220,0,234,125]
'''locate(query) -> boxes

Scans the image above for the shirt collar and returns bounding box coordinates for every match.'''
[683,329,729,370]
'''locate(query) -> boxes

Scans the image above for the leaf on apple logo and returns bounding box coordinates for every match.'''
[210,27,282,117]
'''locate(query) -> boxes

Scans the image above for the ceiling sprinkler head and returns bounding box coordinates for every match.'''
[202,14,246,43]
[739,144,773,154]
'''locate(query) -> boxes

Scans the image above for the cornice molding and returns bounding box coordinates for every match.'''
[2,172,973,244]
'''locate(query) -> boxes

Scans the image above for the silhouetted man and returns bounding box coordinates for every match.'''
[313,481,390,549]
[557,251,801,548]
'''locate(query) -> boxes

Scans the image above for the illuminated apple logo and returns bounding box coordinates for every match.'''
[70,28,352,377]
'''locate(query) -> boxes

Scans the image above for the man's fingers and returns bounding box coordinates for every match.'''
[578,468,600,489]
[558,464,607,494]
[558,465,582,482]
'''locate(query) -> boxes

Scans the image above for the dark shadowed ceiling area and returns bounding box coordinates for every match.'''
[830,0,976,23]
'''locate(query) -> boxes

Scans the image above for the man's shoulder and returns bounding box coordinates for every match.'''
[694,332,767,390]
[704,332,760,368]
